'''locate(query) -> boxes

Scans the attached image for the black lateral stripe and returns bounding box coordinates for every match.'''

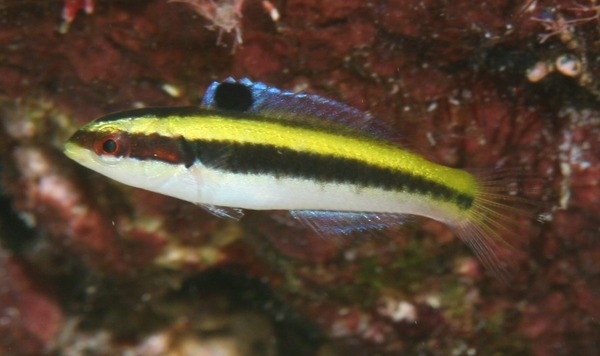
[71,130,473,209]
[125,134,474,209]
[197,141,473,209]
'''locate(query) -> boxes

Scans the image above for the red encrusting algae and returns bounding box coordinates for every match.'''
[0,0,598,354]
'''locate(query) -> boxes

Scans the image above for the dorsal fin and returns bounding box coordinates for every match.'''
[201,77,394,139]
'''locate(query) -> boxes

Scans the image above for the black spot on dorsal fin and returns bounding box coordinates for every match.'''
[213,82,254,112]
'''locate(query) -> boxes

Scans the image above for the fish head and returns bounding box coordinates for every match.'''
[64,111,183,194]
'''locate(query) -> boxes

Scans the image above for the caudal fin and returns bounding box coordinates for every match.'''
[452,170,541,282]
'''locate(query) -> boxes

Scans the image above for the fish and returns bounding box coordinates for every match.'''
[64,77,532,279]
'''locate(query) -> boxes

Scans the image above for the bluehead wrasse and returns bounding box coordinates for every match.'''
[64,78,533,280]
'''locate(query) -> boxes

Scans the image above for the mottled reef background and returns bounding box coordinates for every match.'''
[0,0,598,355]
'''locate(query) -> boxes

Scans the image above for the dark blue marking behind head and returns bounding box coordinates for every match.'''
[213,82,254,112]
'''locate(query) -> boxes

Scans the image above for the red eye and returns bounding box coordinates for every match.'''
[94,134,129,157]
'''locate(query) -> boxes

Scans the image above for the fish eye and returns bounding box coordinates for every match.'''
[94,134,129,157]
[102,139,117,153]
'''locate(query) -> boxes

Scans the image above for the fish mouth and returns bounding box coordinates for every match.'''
[63,141,84,161]
[64,129,99,163]
[64,140,100,168]
[63,141,81,161]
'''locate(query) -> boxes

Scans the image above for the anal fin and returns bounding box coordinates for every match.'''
[290,210,409,236]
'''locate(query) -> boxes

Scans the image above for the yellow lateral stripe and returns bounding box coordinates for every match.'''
[89,114,477,195]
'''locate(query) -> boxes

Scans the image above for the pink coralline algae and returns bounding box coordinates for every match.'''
[0,0,599,354]
[0,255,63,355]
